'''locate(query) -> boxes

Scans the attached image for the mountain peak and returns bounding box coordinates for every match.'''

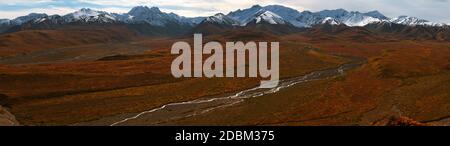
[367,10,381,13]
[73,8,102,15]
[264,5,300,12]
[214,13,226,17]
[129,6,150,14]
[251,5,262,9]
[390,15,436,26]
[21,13,47,18]
[317,9,349,18]
[365,10,388,19]
[332,8,348,12]
[12,13,47,24]
[63,8,117,23]
[264,4,292,9]
[204,13,240,26]
[1,4,446,32]
[79,8,95,12]
[254,11,286,25]
[321,17,340,25]
[128,6,163,15]
[150,7,161,12]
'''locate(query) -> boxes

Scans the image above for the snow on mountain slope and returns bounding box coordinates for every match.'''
[63,8,117,23]
[253,11,287,25]
[390,16,427,25]
[204,13,240,26]
[322,17,340,25]
[263,5,303,26]
[316,10,384,26]
[32,15,66,25]
[341,12,382,26]
[1,5,447,30]
[364,11,388,20]
[296,11,324,27]
[0,6,204,29]
[12,13,47,25]
[390,16,445,26]
[126,6,195,26]
[228,5,264,25]
[227,6,391,27]
[127,6,165,26]
[228,5,303,27]
[71,8,104,19]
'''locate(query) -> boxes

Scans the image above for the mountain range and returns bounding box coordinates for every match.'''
[0,5,448,36]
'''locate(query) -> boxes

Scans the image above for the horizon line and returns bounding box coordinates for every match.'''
[0,4,448,24]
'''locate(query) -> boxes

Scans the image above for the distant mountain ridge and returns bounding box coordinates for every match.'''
[0,5,448,35]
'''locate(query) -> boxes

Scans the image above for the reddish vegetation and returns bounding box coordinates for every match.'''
[0,26,136,57]
[0,24,448,125]
[151,30,449,126]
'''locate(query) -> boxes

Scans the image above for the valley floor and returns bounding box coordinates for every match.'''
[0,31,448,126]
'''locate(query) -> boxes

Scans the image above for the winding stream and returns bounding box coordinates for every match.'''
[106,62,363,126]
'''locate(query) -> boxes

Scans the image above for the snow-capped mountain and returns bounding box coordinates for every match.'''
[321,17,341,25]
[203,13,240,26]
[127,6,173,26]
[252,11,287,25]
[203,5,293,26]
[228,5,303,27]
[262,5,302,26]
[340,12,384,26]
[364,11,388,20]
[227,5,447,27]
[0,4,447,34]
[12,13,48,25]
[228,5,265,25]
[390,16,445,26]
[7,6,202,27]
[226,5,409,27]
[295,11,325,27]
[314,9,385,26]
[125,6,198,26]
[63,8,117,23]
[33,15,65,24]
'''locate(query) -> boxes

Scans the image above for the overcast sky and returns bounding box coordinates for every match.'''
[0,0,448,23]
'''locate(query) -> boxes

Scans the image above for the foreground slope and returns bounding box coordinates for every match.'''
[0,25,136,57]
[157,39,449,126]
[0,105,19,126]
[0,18,448,125]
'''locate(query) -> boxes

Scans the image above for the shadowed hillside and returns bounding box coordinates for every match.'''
[0,25,136,57]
